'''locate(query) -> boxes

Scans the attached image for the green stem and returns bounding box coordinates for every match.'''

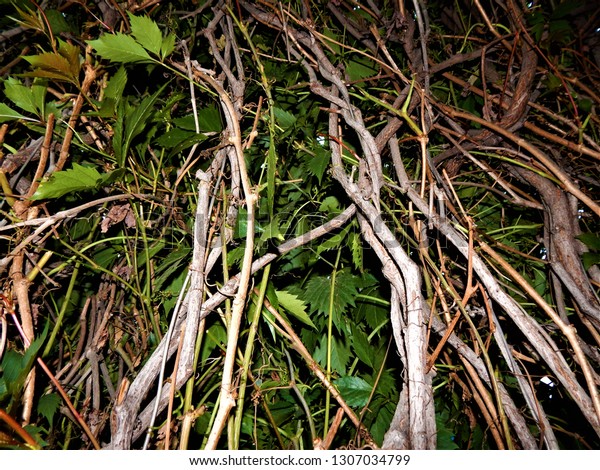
[324,249,342,439]
[0,171,15,207]
[232,265,271,449]
[130,201,160,340]
[56,238,142,296]
[43,262,80,358]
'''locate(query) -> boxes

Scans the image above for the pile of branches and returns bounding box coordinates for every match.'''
[1,0,599,449]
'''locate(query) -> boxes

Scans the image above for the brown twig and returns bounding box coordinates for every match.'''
[55,63,98,172]
[24,113,54,200]
[0,408,39,449]
[436,102,600,218]
[479,241,600,427]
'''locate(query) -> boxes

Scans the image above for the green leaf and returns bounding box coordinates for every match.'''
[154,248,191,291]
[551,1,583,19]
[370,401,395,446]
[114,85,165,165]
[97,66,128,118]
[577,233,600,251]
[161,33,176,60]
[44,9,74,35]
[88,33,152,63]
[227,245,246,269]
[370,367,396,398]
[31,81,47,115]
[24,40,81,85]
[155,128,197,148]
[436,413,459,450]
[350,231,363,272]
[22,328,47,368]
[319,195,340,214]
[334,376,372,407]
[276,290,315,328]
[21,69,72,83]
[314,336,351,374]
[165,106,217,131]
[545,73,561,91]
[0,326,47,409]
[259,216,285,243]
[304,269,359,320]
[136,239,166,267]
[350,324,373,368]
[346,57,378,83]
[0,377,7,402]
[31,163,119,200]
[3,77,42,115]
[579,98,593,113]
[22,425,48,449]
[1,351,24,387]
[105,66,128,101]
[234,207,248,239]
[58,39,81,79]
[583,252,600,270]
[201,323,227,363]
[93,246,118,269]
[0,103,29,122]
[267,139,277,217]
[305,145,330,184]
[321,28,341,54]
[196,105,222,132]
[273,107,296,129]
[316,224,350,255]
[37,393,61,423]
[12,5,45,33]
[128,13,163,57]
[155,126,209,154]
[67,218,95,241]
[303,275,331,315]
[160,270,189,314]
[125,92,160,144]
[172,115,199,131]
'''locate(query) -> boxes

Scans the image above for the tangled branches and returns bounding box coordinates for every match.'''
[1,0,599,450]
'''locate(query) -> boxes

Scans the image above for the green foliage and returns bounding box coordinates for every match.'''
[275,290,315,329]
[31,163,124,200]
[350,324,376,368]
[37,393,61,424]
[0,329,46,413]
[314,336,352,373]
[436,412,460,450]
[302,269,366,324]
[24,39,81,86]
[0,102,28,122]
[113,85,166,166]
[88,33,153,64]
[97,66,128,117]
[88,13,175,63]
[127,13,175,61]
[1,0,598,451]
[303,145,330,185]
[3,77,46,117]
[578,233,600,269]
[273,107,297,129]
[335,376,372,407]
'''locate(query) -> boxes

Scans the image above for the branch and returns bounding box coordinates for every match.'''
[106,204,356,448]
